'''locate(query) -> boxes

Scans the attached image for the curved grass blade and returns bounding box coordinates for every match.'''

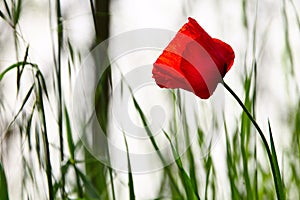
[10,84,34,124]
[36,77,54,200]
[36,71,49,100]
[268,120,285,199]
[163,130,200,200]
[0,62,37,81]
[120,73,183,198]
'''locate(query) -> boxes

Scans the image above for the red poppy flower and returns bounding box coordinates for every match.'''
[152,17,235,99]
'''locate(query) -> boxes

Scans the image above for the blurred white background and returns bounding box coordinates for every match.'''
[1,0,300,199]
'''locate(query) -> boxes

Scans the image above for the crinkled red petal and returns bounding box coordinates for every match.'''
[152,17,235,99]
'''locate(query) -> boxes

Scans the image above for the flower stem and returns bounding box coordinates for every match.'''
[223,81,284,200]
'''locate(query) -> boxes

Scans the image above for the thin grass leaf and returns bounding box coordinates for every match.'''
[163,130,200,200]
[12,84,34,122]
[34,123,42,168]
[0,7,13,28]
[242,0,248,28]
[130,93,182,197]
[290,0,300,30]
[67,40,75,65]
[52,161,70,198]
[17,45,30,93]
[92,69,112,200]
[26,104,35,151]
[36,71,49,100]
[52,0,66,197]
[63,107,83,197]
[0,162,9,200]
[123,132,135,200]
[0,64,19,81]
[36,78,54,200]
[268,120,285,199]
[76,167,101,199]
[223,82,283,200]
[240,73,253,200]
[290,163,300,196]
[2,0,11,18]
[0,62,37,81]
[64,106,75,161]
[282,0,295,76]
[4,84,34,141]
[13,0,22,26]
[224,119,239,200]
[204,153,212,200]
[181,109,198,193]
[0,10,7,20]
[22,157,35,189]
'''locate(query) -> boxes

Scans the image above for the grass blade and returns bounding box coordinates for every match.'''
[163,130,200,200]
[123,132,135,200]
[4,84,34,135]
[64,106,84,197]
[223,81,285,200]
[13,0,22,26]
[36,76,54,200]
[224,119,239,200]
[17,45,30,93]
[26,104,35,151]
[76,167,101,199]
[131,93,182,197]
[3,0,11,19]
[0,62,37,81]
[0,10,7,21]
[36,71,49,100]
[0,162,9,200]
[64,106,75,161]
[268,120,285,199]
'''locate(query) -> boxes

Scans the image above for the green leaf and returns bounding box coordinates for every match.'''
[6,84,34,132]
[123,132,135,200]
[13,0,22,26]
[0,162,9,200]
[76,167,101,199]
[3,0,11,19]
[163,131,200,200]
[0,10,6,20]
[17,45,30,93]
[26,104,35,150]
[130,90,182,197]
[268,120,285,200]
[0,62,37,82]
[36,71,49,99]
[64,106,75,161]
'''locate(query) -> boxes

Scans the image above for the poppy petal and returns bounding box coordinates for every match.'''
[153,58,191,90]
[180,39,221,99]
[212,38,235,74]
[152,17,235,99]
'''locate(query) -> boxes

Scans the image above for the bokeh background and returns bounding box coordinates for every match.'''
[0,0,300,199]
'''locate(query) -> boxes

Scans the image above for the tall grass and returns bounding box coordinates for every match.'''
[0,0,299,199]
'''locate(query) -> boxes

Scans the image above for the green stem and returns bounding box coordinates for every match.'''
[223,81,284,200]
[55,0,65,198]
